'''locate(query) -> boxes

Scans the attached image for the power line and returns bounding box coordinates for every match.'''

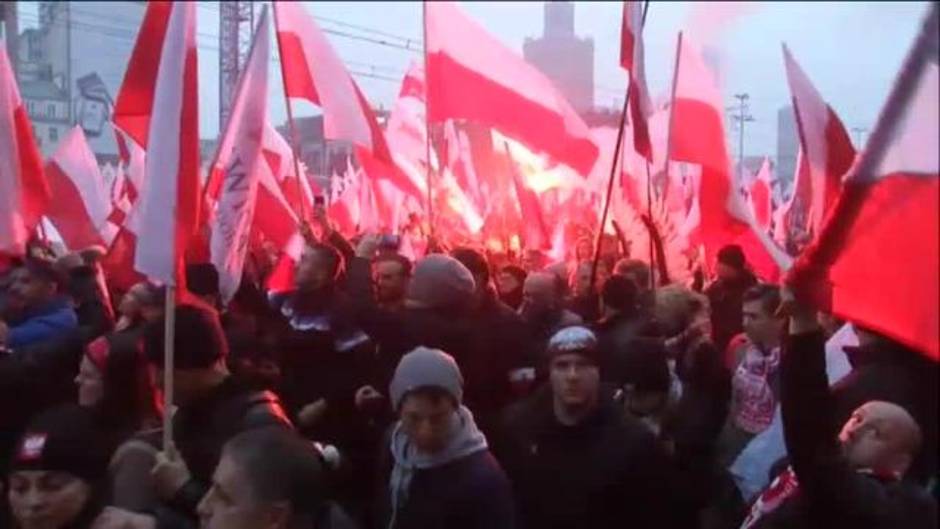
[196,1,421,48]
[17,11,406,85]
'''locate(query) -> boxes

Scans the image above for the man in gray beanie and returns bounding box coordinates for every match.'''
[405,254,476,311]
[376,346,515,529]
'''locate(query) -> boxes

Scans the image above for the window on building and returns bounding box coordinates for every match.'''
[49,128,58,142]
[47,103,55,118]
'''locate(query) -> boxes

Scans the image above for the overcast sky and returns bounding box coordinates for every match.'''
[20,1,933,160]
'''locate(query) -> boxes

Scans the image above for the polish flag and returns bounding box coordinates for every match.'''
[0,48,49,255]
[783,44,856,237]
[425,2,598,176]
[790,12,939,360]
[261,123,318,220]
[44,126,117,250]
[113,2,200,285]
[208,7,270,304]
[749,157,773,231]
[668,33,790,281]
[386,62,431,197]
[621,1,653,160]
[273,2,422,200]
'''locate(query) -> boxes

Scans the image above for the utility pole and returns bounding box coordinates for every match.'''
[851,126,868,149]
[219,2,255,133]
[731,93,754,180]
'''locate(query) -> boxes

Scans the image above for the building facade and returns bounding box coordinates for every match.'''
[17,2,146,158]
[523,2,594,115]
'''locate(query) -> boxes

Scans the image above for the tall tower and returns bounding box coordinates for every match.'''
[523,2,594,114]
[219,2,254,132]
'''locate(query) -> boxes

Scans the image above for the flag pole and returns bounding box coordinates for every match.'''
[589,87,630,295]
[422,1,435,236]
[645,159,656,289]
[590,1,651,293]
[272,4,309,225]
[162,283,177,458]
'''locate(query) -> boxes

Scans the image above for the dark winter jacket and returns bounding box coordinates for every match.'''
[493,385,688,529]
[669,338,731,475]
[745,331,937,529]
[375,421,515,529]
[270,286,374,443]
[167,376,293,517]
[704,272,757,353]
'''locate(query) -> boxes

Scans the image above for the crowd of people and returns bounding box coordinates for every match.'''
[0,212,936,529]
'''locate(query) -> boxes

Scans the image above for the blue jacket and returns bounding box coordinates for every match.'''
[7,297,78,350]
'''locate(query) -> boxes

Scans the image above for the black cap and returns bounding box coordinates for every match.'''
[717,244,747,270]
[143,302,228,369]
[185,263,220,298]
[12,404,111,483]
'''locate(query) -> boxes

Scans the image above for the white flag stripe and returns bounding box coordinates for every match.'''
[134,3,196,283]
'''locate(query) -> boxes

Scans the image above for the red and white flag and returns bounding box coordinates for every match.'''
[386,62,431,197]
[209,7,270,304]
[783,44,856,237]
[114,2,200,285]
[425,2,598,176]
[668,33,790,281]
[621,1,653,160]
[274,2,422,200]
[791,10,939,359]
[44,126,116,250]
[749,157,773,232]
[0,48,49,255]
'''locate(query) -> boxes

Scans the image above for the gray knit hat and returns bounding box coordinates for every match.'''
[389,347,464,410]
[406,255,475,310]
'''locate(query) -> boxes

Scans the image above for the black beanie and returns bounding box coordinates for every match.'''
[602,274,639,312]
[186,263,220,298]
[717,244,746,271]
[12,404,111,483]
[144,302,228,369]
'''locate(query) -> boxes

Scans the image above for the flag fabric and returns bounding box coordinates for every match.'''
[0,47,49,255]
[790,17,939,360]
[273,2,422,200]
[114,2,200,285]
[774,148,811,247]
[386,61,431,197]
[44,126,116,250]
[209,7,270,304]
[506,148,552,250]
[668,33,790,281]
[783,44,856,236]
[621,1,653,160]
[749,157,773,231]
[425,1,598,176]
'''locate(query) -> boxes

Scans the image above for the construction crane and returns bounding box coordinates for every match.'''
[219,1,254,132]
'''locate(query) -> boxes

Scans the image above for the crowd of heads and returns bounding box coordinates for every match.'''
[0,231,935,529]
